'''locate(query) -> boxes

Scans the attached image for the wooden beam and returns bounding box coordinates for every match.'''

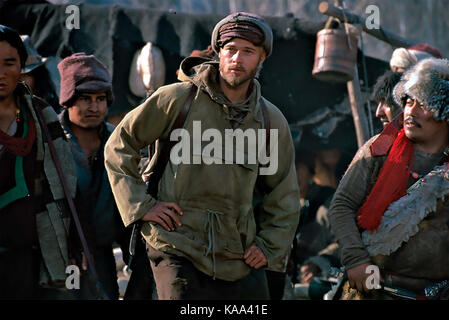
[347,66,370,147]
[319,1,415,48]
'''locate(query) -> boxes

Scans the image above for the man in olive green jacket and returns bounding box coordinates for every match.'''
[104,12,300,299]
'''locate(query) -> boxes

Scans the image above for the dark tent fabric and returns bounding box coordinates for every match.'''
[0,2,389,154]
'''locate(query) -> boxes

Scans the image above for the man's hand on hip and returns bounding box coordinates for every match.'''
[244,244,267,269]
[141,201,183,231]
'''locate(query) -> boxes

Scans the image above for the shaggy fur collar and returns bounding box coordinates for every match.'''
[362,164,449,256]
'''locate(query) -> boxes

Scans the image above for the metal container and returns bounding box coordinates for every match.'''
[312,27,358,83]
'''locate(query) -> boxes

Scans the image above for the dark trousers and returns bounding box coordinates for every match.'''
[146,244,270,300]
[265,270,286,300]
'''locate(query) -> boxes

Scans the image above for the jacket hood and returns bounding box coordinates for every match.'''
[177,56,215,82]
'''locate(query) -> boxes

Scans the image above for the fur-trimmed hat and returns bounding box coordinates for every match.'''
[211,12,273,57]
[393,58,449,121]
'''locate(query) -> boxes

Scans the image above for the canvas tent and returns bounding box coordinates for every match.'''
[0,1,389,156]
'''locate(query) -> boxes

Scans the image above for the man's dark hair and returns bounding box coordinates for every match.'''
[371,70,402,109]
[0,25,28,68]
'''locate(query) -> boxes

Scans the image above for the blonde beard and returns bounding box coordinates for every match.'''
[219,61,263,88]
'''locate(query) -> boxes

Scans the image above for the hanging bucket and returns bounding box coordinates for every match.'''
[312,21,358,83]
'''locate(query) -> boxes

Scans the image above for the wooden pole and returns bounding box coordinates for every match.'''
[347,66,370,147]
[318,1,377,146]
[331,0,370,147]
[319,1,415,48]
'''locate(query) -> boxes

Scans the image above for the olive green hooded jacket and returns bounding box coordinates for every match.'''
[104,58,300,281]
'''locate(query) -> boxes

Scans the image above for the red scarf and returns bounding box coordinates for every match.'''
[0,110,36,156]
[356,128,414,231]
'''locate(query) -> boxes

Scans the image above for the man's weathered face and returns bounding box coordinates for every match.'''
[376,100,393,127]
[218,38,265,88]
[0,41,21,100]
[403,97,447,143]
[67,92,108,129]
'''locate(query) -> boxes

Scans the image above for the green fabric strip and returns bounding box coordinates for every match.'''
[0,109,30,209]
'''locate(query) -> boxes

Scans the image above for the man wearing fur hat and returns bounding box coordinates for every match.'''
[58,53,125,299]
[329,57,449,300]
[105,12,300,299]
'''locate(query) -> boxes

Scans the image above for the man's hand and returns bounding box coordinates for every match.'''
[347,262,382,293]
[243,244,267,269]
[141,201,183,231]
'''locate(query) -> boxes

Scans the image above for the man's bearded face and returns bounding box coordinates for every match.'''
[218,38,265,89]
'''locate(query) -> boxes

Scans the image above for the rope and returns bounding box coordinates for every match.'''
[204,209,222,280]
[341,0,353,50]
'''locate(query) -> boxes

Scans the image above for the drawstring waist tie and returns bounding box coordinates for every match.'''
[204,209,222,279]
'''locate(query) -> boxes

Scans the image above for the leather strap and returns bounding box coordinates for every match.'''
[147,84,197,198]
[259,97,270,156]
[254,98,272,195]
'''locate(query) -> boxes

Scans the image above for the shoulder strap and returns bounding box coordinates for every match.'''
[146,84,197,198]
[129,85,196,263]
[254,97,272,195]
[259,97,270,156]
